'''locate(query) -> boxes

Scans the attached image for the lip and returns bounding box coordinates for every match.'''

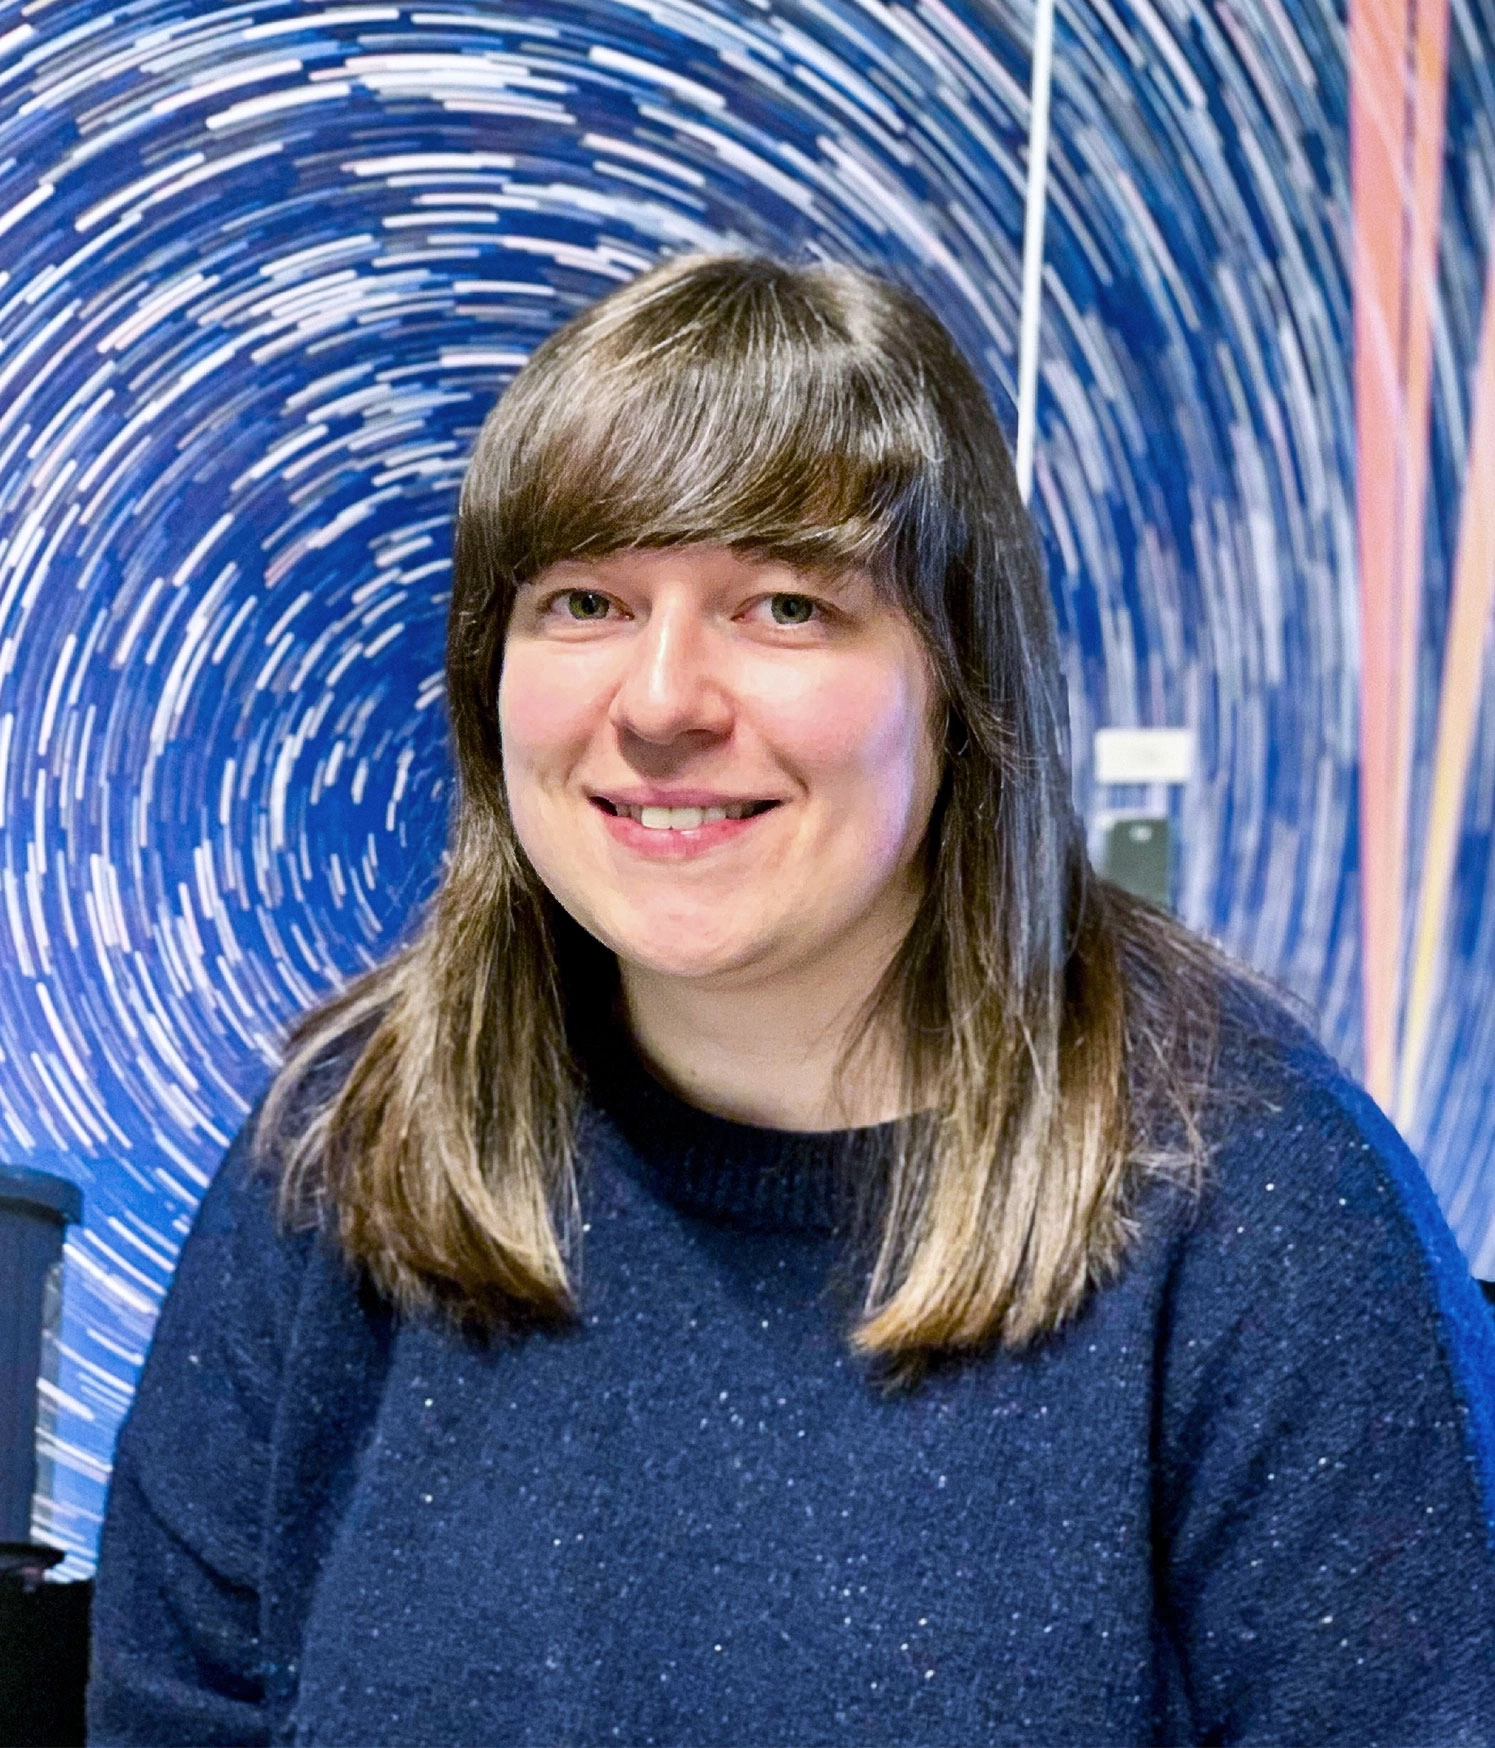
[589,793,782,860]
[587,787,781,809]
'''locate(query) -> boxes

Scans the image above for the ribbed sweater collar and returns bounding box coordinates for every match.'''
[580,1023,903,1237]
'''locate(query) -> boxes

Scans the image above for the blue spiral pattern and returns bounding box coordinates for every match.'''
[0,0,1491,1572]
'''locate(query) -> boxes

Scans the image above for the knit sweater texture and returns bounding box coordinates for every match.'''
[88,989,1495,1746]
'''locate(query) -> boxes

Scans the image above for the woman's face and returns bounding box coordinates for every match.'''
[499,544,942,989]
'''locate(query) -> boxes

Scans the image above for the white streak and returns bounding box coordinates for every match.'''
[1014,0,1056,503]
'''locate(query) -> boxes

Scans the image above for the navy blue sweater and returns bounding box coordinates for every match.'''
[89,995,1495,1746]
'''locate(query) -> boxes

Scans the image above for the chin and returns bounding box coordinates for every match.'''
[602,911,767,983]
[616,939,759,984]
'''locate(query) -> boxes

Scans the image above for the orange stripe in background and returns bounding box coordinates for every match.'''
[1397,227,1495,1132]
[1349,0,1449,1110]
[1393,0,1450,1046]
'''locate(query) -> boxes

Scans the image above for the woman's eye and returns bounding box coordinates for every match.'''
[559,589,612,621]
[767,593,819,626]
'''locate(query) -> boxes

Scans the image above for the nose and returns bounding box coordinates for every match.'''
[608,597,733,748]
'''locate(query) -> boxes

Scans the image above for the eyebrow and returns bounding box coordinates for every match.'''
[514,571,580,591]
[513,557,869,596]
[516,559,609,587]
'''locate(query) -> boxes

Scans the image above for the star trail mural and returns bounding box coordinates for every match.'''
[0,0,1491,1573]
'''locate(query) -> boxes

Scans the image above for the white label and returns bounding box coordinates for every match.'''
[1093,727,1194,785]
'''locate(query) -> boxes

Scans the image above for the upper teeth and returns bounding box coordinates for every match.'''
[618,803,759,829]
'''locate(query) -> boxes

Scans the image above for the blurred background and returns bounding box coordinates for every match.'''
[0,0,1491,1595]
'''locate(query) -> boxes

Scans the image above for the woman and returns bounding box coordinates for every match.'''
[89,254,1495,1745]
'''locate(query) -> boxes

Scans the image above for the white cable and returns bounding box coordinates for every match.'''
[1015,0,1057,504]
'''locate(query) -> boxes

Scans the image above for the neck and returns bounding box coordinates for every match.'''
[617,918,915,1133]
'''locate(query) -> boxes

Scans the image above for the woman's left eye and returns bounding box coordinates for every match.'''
[763,593,820,626]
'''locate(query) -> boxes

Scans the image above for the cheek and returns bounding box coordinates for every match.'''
[497,650,596,783]
[770,658,935,815]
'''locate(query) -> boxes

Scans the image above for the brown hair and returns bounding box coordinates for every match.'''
[258,252,1255,1360]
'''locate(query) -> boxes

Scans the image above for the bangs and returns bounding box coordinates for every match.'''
[475,257,956,593]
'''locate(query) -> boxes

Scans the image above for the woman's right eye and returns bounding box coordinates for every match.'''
[555,589,612,621]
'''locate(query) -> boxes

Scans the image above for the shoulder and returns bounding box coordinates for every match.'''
[1191,978,1476,1306]
[103,1110,321,1593]
[1123,978,1495,1737]
[1156,976,1495,1513]
[122,1029,374,1471]
[187,1022,366,1312]
[122,1111,318,1462]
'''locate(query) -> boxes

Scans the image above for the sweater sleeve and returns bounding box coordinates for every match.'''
[87,1117,309,1747]
[1154,1052,1495,1747]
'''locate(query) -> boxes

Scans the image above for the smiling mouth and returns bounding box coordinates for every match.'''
[592,798,780,830]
